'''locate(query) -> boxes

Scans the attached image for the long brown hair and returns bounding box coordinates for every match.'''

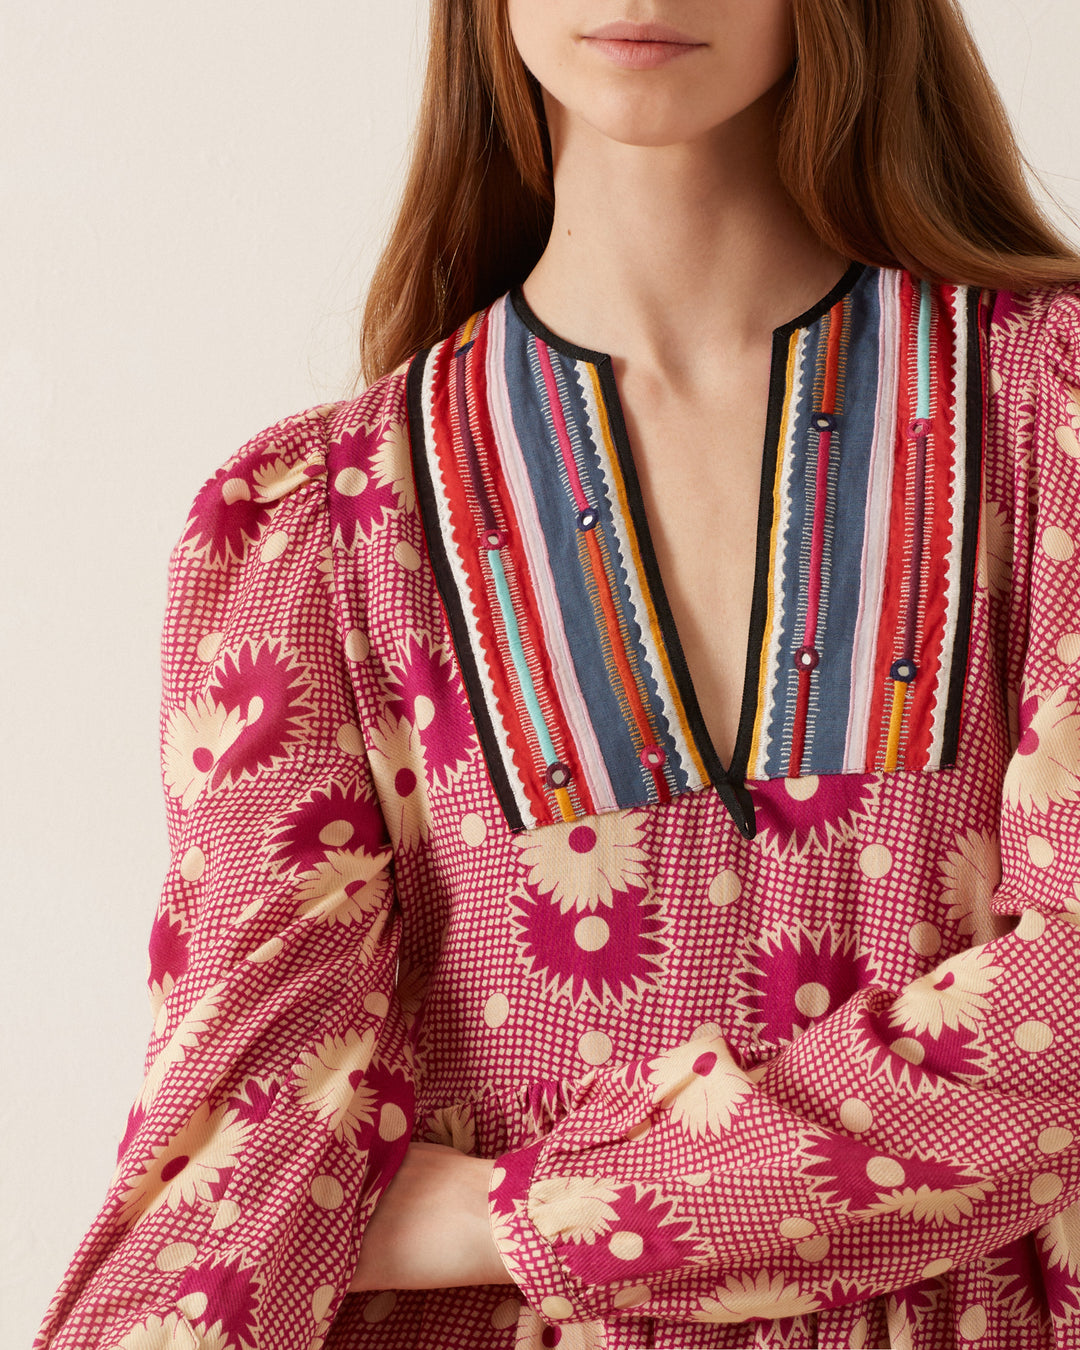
[358,0,1080,386]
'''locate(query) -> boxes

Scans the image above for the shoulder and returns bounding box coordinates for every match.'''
[989,280,1080,389]
[176,366,412,568]
[213,364,410,492]
[1033,282,1080,385]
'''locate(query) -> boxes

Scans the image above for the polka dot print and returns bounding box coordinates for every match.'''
[336,723,365,756]
[858,843,893,879]
[1029,1173,1064,1205]
[179,846,205,882]
[578,1031,613,1065]
[363,1292,397,1324]
[1042,526,1076,561]
[839,1099,874,1134]
[394,541,421,570]
[483,993,510,1029]
[38,286,1080,1350]
[311,1285,335,1323]
[708,869,741,907]
[310,1176,344,1210]
[196,631,224,662]
[1013,1020,1054,1052]
[345,628,370,661]
[1057,631,1080,663]
[460,812,487,846]
[958,1305,988,1340]
[866,1156,906,1189]
[155,1242,196,1272]
[335,467,368,497]
[1038,1127,1073,1154]
[1026,835,1055,868]
[260,529,289,561]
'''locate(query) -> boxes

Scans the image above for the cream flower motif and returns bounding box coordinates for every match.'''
[647,1033,753,1138]
[252,455,313,502]
[1004,686,1080,816]
[371,419,416,515]
[694,1271,819,1323]
[423,1102,476,1154]
[513,811,648,913]
[887,1311,916,1350]
[113,1311,199,1349]
[366,713,432,850]
[293,1027,378,1148]
[939,828,1003,945]
[140,980,229,1107]
[487,1209,521,1267]
[977,499,1013,597]
[117,1101,252,1227]
[528,1175,622,1245]
[870,1179,994,1226]
[292,848,392,927]
[162,697,245,810]
[1038,1202,1080,1276]
[888,945,1004,1039]
[316,541,336,586]
[148,971,179,1024]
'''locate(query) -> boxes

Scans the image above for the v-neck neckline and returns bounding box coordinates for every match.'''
[506,261,868,832]
[406,266,986,835]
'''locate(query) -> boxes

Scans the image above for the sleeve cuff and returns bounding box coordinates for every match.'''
[487,1140,595,1326]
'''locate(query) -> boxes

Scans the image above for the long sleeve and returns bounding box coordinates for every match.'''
[486,288,1080,1331]
[35,386,416,1349]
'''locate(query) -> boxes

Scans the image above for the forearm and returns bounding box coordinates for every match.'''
[349,1142,517,1291]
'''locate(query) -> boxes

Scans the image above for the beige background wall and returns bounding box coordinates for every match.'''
[4,2,1079,1343]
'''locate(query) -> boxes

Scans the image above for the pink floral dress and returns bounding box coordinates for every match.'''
[34,268,1080,1349]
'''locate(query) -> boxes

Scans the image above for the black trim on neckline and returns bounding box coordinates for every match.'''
[509,261,868,366]
[591,359,752,833]
[508,262,869,838]
[509,286,613,366]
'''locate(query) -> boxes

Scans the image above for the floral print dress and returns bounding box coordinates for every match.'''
[34,269,1080,1349]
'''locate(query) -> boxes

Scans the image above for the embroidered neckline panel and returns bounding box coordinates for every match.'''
[405,265,988,836]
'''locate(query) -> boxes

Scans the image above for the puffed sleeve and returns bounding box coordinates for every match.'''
[34,383,418,1349]
[486,287,1080,1330]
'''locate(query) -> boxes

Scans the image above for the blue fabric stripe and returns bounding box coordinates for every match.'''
[802,268,882,770]
[553,357,691,796]
[501,310,651,804]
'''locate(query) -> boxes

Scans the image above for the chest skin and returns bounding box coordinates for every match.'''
[614,348,772,769]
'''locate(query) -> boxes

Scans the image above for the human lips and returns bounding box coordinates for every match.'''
[584,19,702,43]
[580,19,706,69]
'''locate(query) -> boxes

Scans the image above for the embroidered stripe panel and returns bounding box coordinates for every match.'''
[405,268,987,833]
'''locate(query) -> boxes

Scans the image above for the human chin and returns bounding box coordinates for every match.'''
[546,79,778,153]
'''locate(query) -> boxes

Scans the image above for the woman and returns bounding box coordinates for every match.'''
[35,1,1080,1347]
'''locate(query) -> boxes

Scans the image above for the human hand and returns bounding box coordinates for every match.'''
[348,1141,516,1291]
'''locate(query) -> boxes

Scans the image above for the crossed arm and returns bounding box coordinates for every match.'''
[348,1142,511,1291]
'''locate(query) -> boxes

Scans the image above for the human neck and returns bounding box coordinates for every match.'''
[520,91,849,385]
